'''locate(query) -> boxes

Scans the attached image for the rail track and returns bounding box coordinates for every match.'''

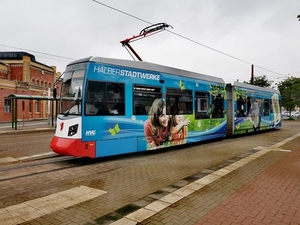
[0,154,97,182]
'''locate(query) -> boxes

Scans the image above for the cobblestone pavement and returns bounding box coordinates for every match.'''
[140,136,300,225]
[0,120,299,225]
[195,146,300,225]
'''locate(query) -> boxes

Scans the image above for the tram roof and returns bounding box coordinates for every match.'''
[234,81,280,94]
[69,56,225,84]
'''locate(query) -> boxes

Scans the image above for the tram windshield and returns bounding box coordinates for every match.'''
[60,69,85,115]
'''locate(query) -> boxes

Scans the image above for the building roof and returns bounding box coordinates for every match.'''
[0,51,55,71]
[0,51,36,62]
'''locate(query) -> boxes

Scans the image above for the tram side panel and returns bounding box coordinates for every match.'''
[81,63,228,157]
[230,82,282,136]
[51,58,233,158]
[134,72,228,151]
[82,66,147,158]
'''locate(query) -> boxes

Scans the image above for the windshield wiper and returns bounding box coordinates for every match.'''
[64,108,70,116]
[64,87,82,116]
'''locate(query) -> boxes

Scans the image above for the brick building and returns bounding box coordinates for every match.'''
[0,51,61,123]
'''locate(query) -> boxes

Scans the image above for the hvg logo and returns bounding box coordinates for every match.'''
[86,130,96,136]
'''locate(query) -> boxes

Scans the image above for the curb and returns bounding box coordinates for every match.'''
[0,128,55,136]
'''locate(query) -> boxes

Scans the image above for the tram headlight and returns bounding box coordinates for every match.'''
[68,124,78,136]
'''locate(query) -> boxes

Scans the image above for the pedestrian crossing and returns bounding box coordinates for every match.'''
[0,186,106,225]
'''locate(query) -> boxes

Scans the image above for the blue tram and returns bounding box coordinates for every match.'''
[50,57,281,158]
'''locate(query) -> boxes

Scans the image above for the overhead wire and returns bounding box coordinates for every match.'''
[0,44,75,61]
[91,0,287,77]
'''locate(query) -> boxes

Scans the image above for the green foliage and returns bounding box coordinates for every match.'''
[244,75,271,87]
[234,121,270,134]
[187,115,225,131]
[277,77,300,112]
[209,85,226,99]
[234,87,247,101]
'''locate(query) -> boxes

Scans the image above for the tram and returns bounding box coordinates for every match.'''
[50,57,282,158]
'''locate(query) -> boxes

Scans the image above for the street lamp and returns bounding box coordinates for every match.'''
[298,15,300,21]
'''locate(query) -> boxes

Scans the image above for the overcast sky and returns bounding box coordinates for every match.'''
[1,0,300,85]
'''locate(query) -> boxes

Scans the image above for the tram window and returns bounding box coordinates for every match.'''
[247,97,263,118]
[166,88,192,115]
[246,96,252,116]
[256,98,263,116]
[211,94,224,118]
[85,80,125,116]
[195,92,209,119]
[263,99,270,116]
[237,96,246,117]
[133,85,162,115]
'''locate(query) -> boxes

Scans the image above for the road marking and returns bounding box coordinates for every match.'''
[0,157,18,164]
[0,185,106,225]
[17,152,56,161]
[0,152,57,165]
[110,133,300,225]
[278,149,292,152]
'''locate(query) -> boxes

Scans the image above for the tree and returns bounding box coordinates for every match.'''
[277,77,300,114]
[244,75,271,87]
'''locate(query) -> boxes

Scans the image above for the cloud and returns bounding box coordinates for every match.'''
[1,0,300,84]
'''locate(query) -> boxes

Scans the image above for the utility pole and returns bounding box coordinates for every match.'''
[251,64,254,85]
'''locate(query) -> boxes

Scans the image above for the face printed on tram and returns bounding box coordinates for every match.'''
[175,115,184,125]
[158,106,169,128]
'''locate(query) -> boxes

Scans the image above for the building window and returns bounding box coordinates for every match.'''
[29,101,32,113]
[35,100,40,112]
[46,101,48,114]
[4,99,11,113]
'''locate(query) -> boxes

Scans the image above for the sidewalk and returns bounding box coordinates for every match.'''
[110,133,300,225]
[0,120,55,135]
[194,145,300,225]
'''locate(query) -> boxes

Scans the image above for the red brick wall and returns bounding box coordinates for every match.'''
[10,65,23,81]
[0,72,8,79]
[30,67,54,88]
[0,55,57,122]
[0,88,15,122]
